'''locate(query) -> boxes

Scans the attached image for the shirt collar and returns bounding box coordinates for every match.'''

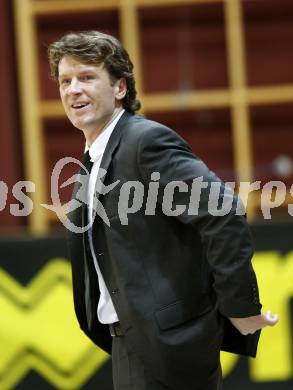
[85,109,125,163]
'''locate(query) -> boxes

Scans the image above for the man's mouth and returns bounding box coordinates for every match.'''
[71,102,90,110]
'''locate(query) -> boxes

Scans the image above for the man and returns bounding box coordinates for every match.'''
[48,31,278,390]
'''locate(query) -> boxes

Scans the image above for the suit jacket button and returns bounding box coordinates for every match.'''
[111,288,119,294]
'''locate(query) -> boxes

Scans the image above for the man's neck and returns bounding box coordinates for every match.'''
[84,107,123,147]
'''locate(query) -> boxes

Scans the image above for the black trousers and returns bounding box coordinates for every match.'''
[111,335,222,390]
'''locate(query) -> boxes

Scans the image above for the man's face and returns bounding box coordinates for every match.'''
[58,55,125,134]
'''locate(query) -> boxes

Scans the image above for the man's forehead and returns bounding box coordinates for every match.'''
[58,55,103,75]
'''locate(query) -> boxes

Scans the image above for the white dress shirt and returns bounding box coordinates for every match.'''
[87,109,125,324]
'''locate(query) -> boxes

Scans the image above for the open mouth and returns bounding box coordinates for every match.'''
[71,102,90,110]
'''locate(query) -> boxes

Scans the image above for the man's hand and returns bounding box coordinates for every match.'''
[229,310,279,335]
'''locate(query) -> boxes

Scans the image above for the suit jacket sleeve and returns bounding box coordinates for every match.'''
[136,124,262,319]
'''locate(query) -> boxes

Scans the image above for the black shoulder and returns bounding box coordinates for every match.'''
[123,113,191,151]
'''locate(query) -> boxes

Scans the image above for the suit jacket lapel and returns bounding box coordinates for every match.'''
[93,110,132,205]
[68,111,131,229]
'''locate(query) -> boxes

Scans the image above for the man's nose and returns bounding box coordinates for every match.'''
[68,78,82,94]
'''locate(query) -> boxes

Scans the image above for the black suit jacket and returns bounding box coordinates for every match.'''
[67,111,262,388]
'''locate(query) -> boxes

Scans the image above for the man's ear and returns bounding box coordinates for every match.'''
[115,78,127,101]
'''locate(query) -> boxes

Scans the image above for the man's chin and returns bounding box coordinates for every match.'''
[71,120,98,135]
[70,117,91,131]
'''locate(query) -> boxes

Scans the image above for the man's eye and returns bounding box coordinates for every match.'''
[82,75,94,81]
[61,79,70,85]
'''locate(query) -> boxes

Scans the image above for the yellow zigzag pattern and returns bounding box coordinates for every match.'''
[0,259,109,390]
[1,252,291,388]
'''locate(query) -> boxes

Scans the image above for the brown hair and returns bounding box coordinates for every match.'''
[48,31,141,113]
